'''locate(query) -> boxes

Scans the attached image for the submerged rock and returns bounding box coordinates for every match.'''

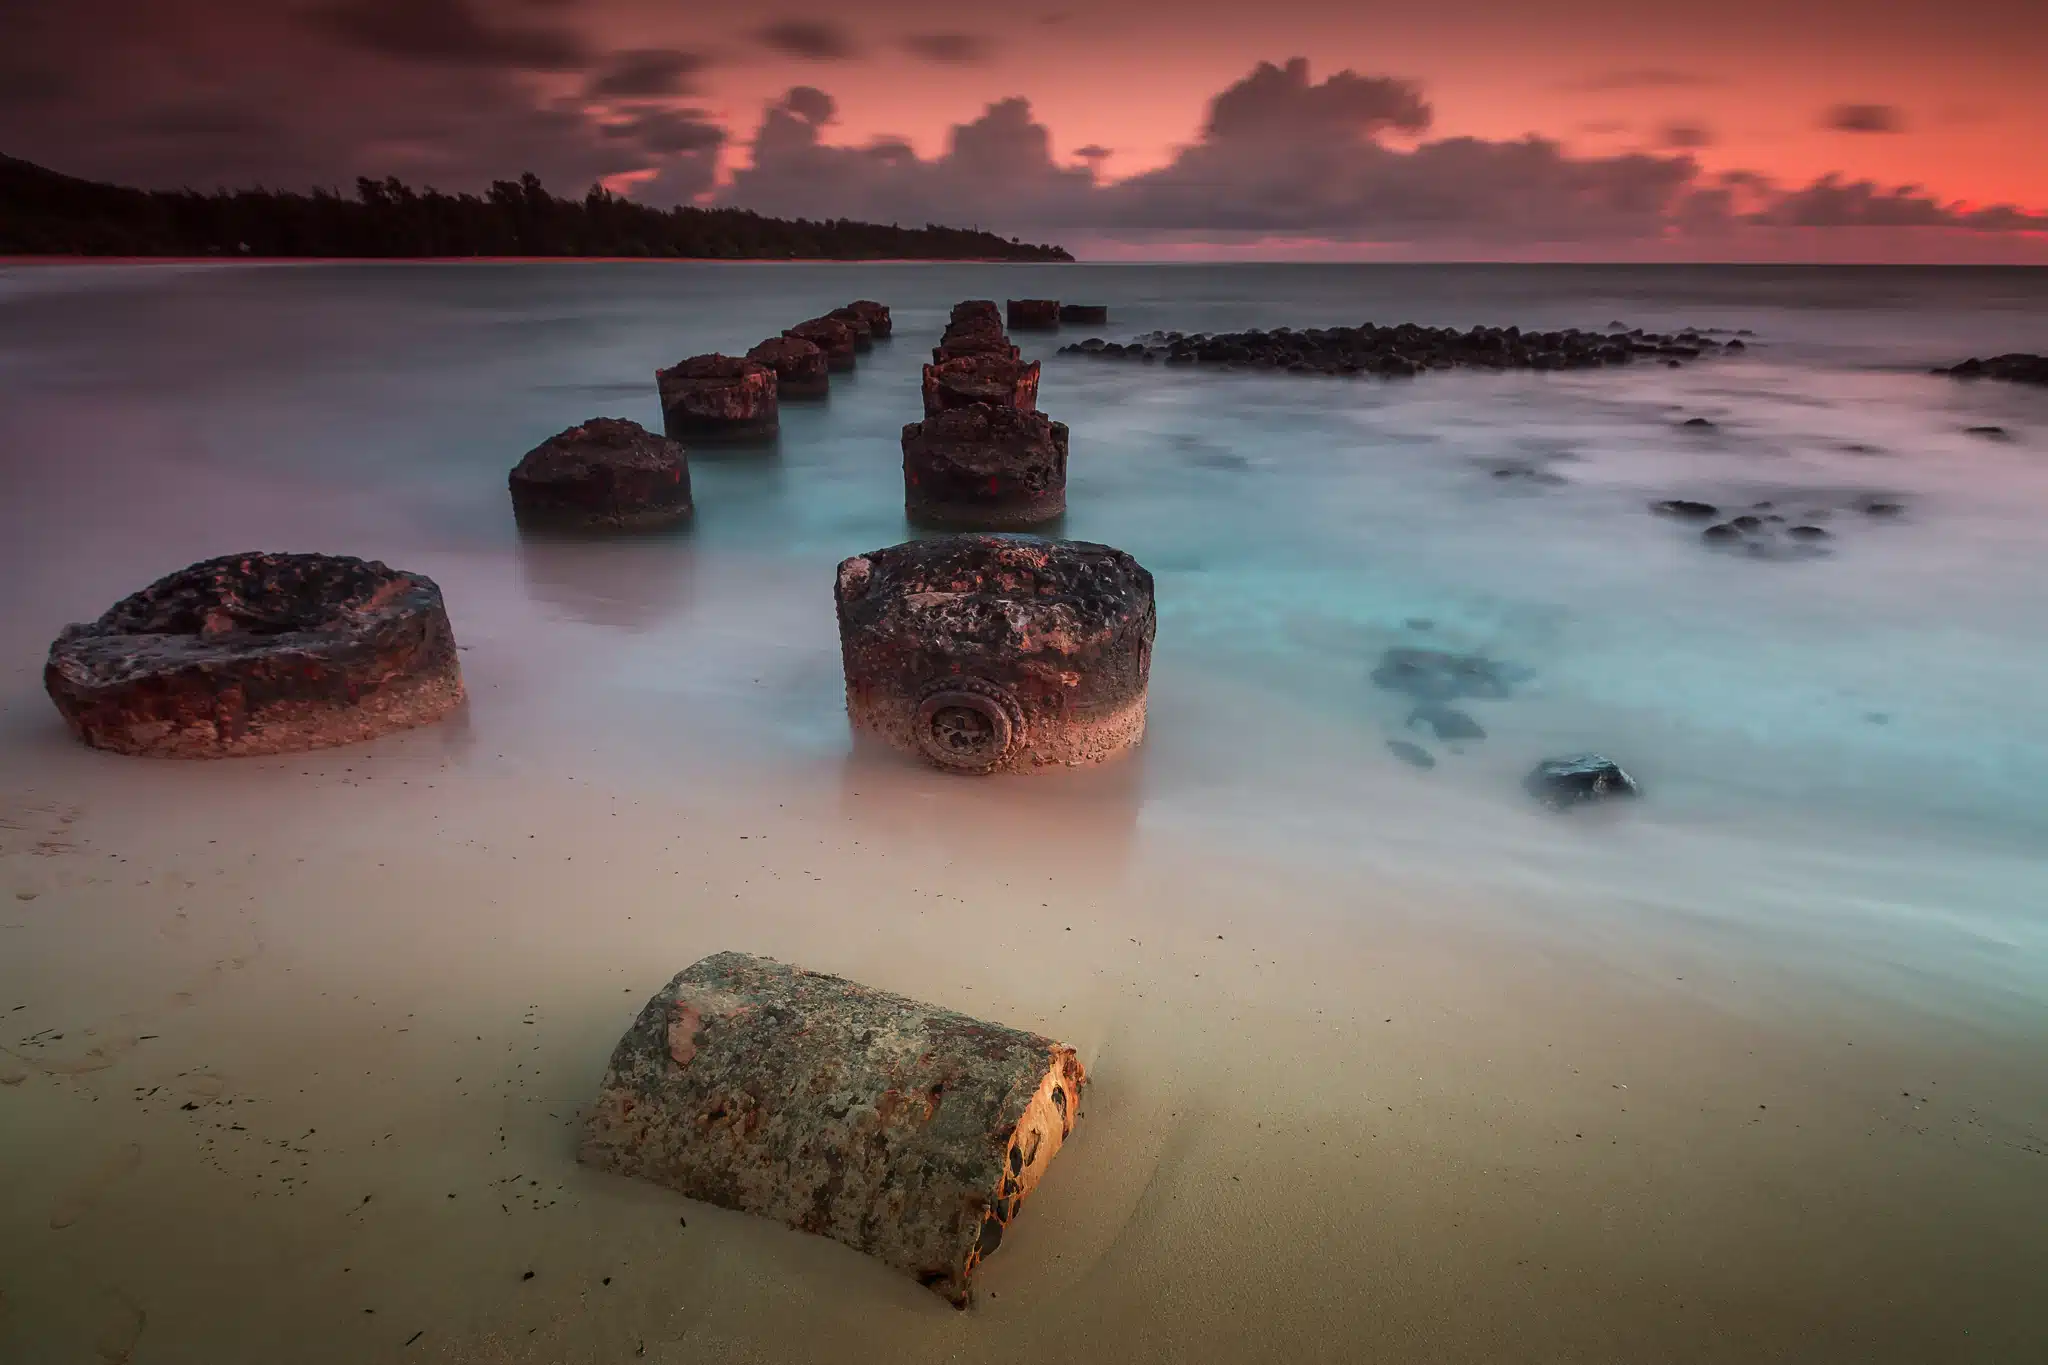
[1524,754,1639,809]
[508,417,691,531]
[656,354,779,443]
[1386,739,1436,769]
[1964,425,2012,440]
[903,404,1068,529]
[834,535,1154,773]
[746,335,830,399]
[1370,647,1526,702]
[1408,705,1486,742]
[45,553,464,758]
[580,951,1084,1309]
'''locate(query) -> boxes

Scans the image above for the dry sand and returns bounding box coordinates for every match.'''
[2,725,2045,1365]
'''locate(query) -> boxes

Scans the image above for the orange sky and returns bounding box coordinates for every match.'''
[589,0,2048,209]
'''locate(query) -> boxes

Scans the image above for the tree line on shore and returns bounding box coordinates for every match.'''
[0,156,1074,261]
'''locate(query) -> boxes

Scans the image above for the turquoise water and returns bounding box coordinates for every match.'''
[4,261,2046,1009]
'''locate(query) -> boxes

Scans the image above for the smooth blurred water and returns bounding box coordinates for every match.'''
[3,261,2046,1008]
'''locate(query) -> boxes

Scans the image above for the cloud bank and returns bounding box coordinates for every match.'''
[0,3,2038,259]
[716,59,2046,251]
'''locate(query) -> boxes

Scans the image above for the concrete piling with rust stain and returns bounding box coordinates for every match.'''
[579,952,1085,1307]
[834,534,1154,774]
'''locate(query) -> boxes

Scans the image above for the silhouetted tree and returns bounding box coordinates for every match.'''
[0,155,1075,261]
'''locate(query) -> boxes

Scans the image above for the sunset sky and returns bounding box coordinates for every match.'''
[5,0,2046,260]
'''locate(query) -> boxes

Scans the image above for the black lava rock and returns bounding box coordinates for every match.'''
[1524,754,1639,809]
[1651,499,1720,520]
[1938,354,2048,386]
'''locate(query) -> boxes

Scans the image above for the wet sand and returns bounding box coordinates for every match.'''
[3,733,2044,1364]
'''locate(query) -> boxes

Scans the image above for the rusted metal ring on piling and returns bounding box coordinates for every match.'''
[912,676,1024,772]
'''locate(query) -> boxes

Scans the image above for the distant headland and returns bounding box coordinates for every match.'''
[0,156,1074,263]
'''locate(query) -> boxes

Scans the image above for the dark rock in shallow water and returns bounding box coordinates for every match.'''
[46,553,464,758]
[834,535,1153,773]
[1408,705,1485,742]
[1964,425,2012,440]
[1651,499,1720,520]
[1007,299,1060,331]
[1729,514,1764,532]
[922,352,1041,417]
[1701,522,1742,543]
[1862,500,1906,517]
[746,335,830,399]
[1787,524,1831,541]
[1939,354,2048,386]
[1058,319,1727,382]
[508,418,691,531]
[1371,647,1525,702]
[1059,303,1108,325]
[903,404,1068,529]
[1681,417,1716,429]
[1386,739,1436,769]
[784,317,859,372]
[656,354,778,443]
[1524,754,1639,809]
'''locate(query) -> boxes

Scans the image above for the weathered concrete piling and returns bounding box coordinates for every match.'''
[656,354,779,443]
[580,951,1086,1308]
[46,552,464,757]
[1006,298,1060,330]
[903,405,1068,528]
[921,351,1041,416]
[835,534,1154,773]
[1058,303,1108,325]
[838,299,893,338]
[746,335,831,399]
[509,417,692,531]
[784,317,859,372]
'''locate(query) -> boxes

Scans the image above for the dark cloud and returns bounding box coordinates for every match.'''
[755,19,860,61]
[585,48,709,99]
[1824,103,1905,133]
[714,57,2046,251]
[1073,145,1112,163]
[901,33,993,64]
[1750,175,2046,231]
[1659,122,1714,150]
[605,108,725,156]
[780,86,838,127]
[315,0,589,71]
[1565,68,1719,92]
[0,0,693,197]
[1203,59,1430,140]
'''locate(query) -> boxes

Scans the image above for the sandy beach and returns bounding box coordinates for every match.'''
[3,731,2045,1363]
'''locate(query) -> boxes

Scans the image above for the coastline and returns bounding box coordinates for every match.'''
[0,256,1067,268]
